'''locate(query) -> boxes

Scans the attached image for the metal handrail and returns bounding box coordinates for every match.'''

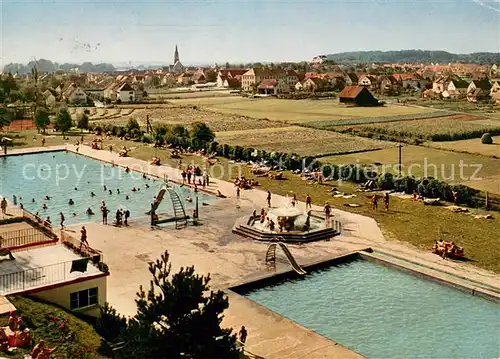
[0,227,55,249]
[0,259,99,295]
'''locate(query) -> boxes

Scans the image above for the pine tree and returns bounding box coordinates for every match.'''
[115,251,239,359]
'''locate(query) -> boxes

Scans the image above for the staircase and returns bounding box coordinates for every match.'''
[167,188,188,229]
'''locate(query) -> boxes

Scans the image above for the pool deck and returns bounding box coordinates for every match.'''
[3,144,500,359]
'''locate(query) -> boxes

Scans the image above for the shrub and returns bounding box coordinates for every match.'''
[378,173,394,190]
[481,133,493,144]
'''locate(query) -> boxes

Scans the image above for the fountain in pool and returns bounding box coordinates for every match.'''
[232,199,341,243]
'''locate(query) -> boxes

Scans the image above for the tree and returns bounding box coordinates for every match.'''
[54,108,73,135]
[76,113,89,132]
[125,118,140,134]
[190,122,215,144]
[481,133,493,144]
[0,107,12,131]
[35,107,51,134]
[106,251,239,359]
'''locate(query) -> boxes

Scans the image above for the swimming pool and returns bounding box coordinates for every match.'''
[239,259,500,359]
[0,151,213,226]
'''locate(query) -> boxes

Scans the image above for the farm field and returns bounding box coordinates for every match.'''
[215,126,393,157]
[337,115,500,141]
[168,97,436,123]
[427,136,500,157]
[70,105,288,132]
[321,145,500,193]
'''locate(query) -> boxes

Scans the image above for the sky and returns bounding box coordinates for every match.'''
[0,0,499,67]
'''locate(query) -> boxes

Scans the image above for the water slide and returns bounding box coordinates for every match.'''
[145,187,166,215]
[266,242,307,275]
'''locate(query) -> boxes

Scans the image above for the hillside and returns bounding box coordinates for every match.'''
[2,59,116,74]
[326,50,500,64]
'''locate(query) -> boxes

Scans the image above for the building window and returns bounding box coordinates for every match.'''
[70,287,98,309]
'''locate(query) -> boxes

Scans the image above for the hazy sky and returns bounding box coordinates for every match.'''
[1,0,499,67]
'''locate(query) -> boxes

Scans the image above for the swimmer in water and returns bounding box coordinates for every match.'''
[145,184,150,188]
[91,192,96,197]
[74,187,78,191]
[68,199,74,205]
[42,203,48,210]
[131,187,137,192]
[32,198,36,203]
[108,190,112,195]
[117,189,120,195]
[125,195,129,200]
[44,195,50,200]
[86,207,95,215]
[104,185,107,191]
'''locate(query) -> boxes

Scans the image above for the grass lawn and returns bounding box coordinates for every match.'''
[1,296,106,359]
[3,129,500,273]
[320,145,500,194]
[427,136,500,157]
[215,126,393,156]
[77,105,288,132]
[168,97,434,123]
[336,115,500,141]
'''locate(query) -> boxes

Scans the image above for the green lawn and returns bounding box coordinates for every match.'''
[169,97,435,123]
[321,145,500,194]
[215,126,393,156]
[1,296,107,359]
[3,129,500,273]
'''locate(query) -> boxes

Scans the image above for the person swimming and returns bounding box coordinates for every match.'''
[91,192,96,197]
[42,203,48,210]
[68,199,74,205]
[32,198,35,203]
[72,212,77,216]
[103,185,107,191]
[131,187,137,192]
[108,190,112,195]
[185,197,193,203]
[74,187,78,191]
[145,184,150,188]
[117,189,120,194]
[44,195,50,200]
[86,207,95,215]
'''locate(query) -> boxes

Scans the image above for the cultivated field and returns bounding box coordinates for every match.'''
[321,145,500,193]
[427,136,500,157]
[215,126,393,157]
[337,115,500,141]
[168,97,435,123]
[70,105,288,132]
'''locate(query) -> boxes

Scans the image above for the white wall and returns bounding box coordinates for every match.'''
[33,276,107,317]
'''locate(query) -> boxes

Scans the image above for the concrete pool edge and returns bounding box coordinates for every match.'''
[1,145,219,199]
[360,251,500,303]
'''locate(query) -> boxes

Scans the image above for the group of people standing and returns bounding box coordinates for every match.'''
[181,165,210,188]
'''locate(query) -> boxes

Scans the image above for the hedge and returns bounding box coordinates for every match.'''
[87,123,493,210]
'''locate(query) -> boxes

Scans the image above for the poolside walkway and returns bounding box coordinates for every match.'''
[4,144,500,359]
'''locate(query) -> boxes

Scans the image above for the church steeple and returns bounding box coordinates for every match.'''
[174,45,179,64]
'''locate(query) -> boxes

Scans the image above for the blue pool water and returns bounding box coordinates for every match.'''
[243,260,500,359]
[0,151,213,226]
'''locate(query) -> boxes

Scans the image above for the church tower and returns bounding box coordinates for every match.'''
[174,45,179,64]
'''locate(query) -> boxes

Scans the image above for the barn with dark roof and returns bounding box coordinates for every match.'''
[338,85,379,106]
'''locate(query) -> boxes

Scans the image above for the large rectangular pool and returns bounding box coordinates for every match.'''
[238,259,500,359]
[0,151,213,225]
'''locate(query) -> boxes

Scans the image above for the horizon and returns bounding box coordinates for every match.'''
[1,0,499,68]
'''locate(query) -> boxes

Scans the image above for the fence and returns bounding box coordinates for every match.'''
[0,260,76,295]
[0,227,57,250]
[60,231,103,263]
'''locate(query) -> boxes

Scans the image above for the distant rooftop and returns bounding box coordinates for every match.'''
[0,244,102,295]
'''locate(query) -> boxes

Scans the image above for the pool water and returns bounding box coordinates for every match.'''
[242,260,500,359]
[0,151,213,226]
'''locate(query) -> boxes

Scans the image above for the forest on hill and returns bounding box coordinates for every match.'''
[2,59,116,74]
[326,50,500,64]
